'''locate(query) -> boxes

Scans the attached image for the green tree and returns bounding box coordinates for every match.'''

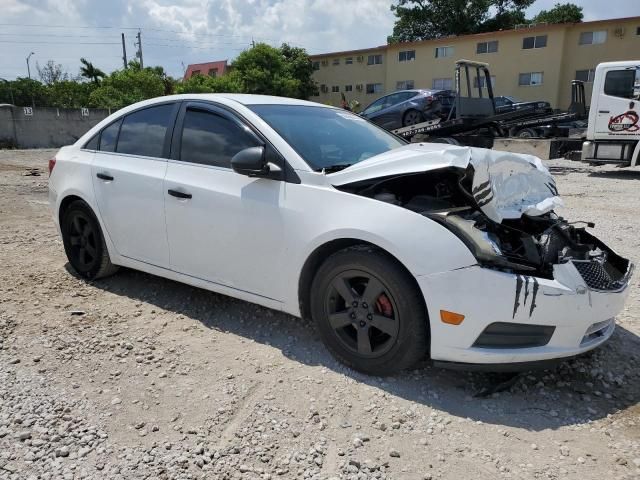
[174,72,242,94]
[79,58,106,84]
[0,78,48,106]
[232,43,317,99]
[88,66,165,109]
[46,81,96,108]
[388,0,534,42]
[532,2,583,24]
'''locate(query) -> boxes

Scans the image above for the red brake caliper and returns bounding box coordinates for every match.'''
[375,293,393,317]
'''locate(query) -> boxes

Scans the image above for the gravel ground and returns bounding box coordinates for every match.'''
[0,149,639,480]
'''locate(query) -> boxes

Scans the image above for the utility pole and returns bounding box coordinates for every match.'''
[26,51,35,79]
[135,30,144,68]
[251,38,255,48]
[121,33,128,68]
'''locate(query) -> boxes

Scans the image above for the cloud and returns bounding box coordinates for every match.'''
[1,0,638,80]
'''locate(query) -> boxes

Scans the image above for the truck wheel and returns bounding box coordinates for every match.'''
[516,128,538,138]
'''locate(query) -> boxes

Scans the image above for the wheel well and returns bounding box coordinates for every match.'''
[58,195,85,225]
[297,239,428,325]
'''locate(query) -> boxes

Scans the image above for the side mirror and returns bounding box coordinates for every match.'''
[231,146,269,177]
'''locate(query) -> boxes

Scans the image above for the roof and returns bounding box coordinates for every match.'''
[183,60,228,80]
[310,16,640,59]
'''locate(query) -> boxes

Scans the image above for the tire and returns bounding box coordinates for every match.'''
[516,128,538,138]
[402,109,424,127]
[430,137,462,146]
[310,246,429,376]
[61,200,118,280]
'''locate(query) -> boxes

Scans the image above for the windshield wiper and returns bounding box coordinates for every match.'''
[321,164,352,173]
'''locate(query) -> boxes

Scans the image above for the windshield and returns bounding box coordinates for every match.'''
[248,104,406,171]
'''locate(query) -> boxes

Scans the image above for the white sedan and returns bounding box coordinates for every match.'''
[48,94,632,375]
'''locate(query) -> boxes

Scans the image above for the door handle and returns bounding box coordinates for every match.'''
[96,172,114,181]
[598,110,610,113]
[168,189,192,199]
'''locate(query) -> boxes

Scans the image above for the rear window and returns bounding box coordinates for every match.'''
[116,104,174,158]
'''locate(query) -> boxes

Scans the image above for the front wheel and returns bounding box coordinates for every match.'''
[310,246,429,376]
[61,200,118,280]
[402,109,424,127]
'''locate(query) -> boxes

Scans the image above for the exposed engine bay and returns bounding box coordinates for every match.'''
[337,167,631,287]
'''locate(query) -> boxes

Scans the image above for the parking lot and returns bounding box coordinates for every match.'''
[0,148,639,480]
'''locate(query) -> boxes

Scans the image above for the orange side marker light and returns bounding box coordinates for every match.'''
[440,310,465,325]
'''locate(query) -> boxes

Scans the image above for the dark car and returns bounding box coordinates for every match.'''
[494,96,552,115]
[361,89,454,130]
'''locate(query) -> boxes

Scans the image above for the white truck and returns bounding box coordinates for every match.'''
[582,60,640,166]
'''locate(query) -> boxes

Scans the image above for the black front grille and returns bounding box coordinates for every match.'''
[573,260,626,291]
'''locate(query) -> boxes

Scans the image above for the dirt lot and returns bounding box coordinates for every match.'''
[0,149,639,480]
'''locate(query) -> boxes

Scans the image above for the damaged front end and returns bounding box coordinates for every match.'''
[332,146,632,289]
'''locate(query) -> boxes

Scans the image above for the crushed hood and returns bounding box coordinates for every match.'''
[328,143,563,223]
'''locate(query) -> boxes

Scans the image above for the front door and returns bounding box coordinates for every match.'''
[91,103,178,267]
[594,65,640,138]
[163,102,286,301]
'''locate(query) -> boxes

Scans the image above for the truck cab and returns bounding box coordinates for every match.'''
[582,61,640,166]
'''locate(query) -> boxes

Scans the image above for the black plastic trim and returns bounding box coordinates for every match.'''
[472,322,555,349]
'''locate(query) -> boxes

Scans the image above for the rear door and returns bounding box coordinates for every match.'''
[594,65,640,138]
[163,102,287,300]
[91,102,179,267]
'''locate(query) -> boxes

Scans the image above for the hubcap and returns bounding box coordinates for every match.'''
[324,270,400,358]
[67,213,98,270]
[405,111,420,125]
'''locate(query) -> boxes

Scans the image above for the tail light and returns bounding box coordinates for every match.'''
[48,157,56,176]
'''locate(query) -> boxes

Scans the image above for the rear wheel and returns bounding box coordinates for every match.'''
[402,109,424,127]
[310,246,429,376]
[516,128,538,138]
[61,200,118,280]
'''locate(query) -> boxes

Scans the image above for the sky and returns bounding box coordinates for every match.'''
[1,0,639,81]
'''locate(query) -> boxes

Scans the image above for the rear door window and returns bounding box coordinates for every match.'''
[99,119,122,152]
[179,108,260,168]
[116,104,174,158]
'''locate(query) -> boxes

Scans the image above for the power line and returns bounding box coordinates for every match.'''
[0,40,120,45]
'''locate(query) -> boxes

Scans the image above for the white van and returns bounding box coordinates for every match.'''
[582,61,640,166]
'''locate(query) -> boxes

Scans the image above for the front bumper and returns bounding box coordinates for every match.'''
[417,260,631,365]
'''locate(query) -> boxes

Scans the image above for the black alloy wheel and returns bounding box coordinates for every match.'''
[61,200,118,279]
[403,109,424,126]
[324,269,400,358]
[310,246,429,376]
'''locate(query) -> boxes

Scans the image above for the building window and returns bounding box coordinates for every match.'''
[321,60,329,67]
[366,83,383,94]
[345,57,353,65]
[320,84,328,93]
[575,69,595,83]
[435,46,454,58]
[579,30,607,45]
[519,72,544,86]
[474,75,496,88]
[208,68,218,77]
[399,50,416,62]
[345,85,353,92]
[312,61,320,70]
[432,78,453,90]
[332,58,340,66]
[522,35,547,49]
[367,54,383,65]
[192,69,201,76]
[331,86,340,93]
[476,41,498,54]
[396,80,415,90]
[637,26,640,35]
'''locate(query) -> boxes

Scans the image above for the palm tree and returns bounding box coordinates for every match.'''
[79,58,106,84]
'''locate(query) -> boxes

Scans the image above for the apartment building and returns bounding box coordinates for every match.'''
[310,16,640,110]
